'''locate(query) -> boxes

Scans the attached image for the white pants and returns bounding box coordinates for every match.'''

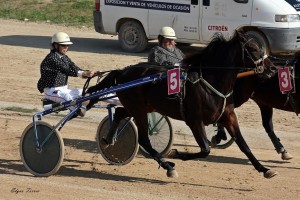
[102,93,122,106]
[44,85,82,111]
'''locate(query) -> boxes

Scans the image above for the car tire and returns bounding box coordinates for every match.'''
[118,20,148,53]
[245,31,270,56]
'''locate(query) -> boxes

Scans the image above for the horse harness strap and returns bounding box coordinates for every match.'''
[254,54,268,65]
[167,70,187,121]
[179,72,187,121]
[187,71,233,123]
[200,76,233,122]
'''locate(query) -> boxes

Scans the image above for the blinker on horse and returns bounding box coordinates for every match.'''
[87,30,277,179]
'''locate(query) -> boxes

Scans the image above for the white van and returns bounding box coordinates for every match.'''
[93,0,300,55]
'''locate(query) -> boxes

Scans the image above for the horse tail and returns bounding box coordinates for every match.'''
[86,70,120,109]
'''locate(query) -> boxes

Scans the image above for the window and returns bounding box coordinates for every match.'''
[191,0,198,5]
[234,0,248,3]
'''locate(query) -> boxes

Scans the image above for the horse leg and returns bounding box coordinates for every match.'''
[168,121,211,160]
[211,124,227,146]
[257,103,293,160]
[134,111,178,178]
[101,107,130,148]
[225,111,278,178]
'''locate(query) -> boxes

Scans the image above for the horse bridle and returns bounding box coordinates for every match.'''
[184,38,271,123]
[241,38,269,76]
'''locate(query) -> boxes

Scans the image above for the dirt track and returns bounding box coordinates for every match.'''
[1,19,300,200]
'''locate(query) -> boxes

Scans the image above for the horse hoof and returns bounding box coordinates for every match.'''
[281,151,293,160]
[166,149,179,159]
[264,170,278,179]
[210,136,218,147]
[167,169,178,178]
[100,138,110,149]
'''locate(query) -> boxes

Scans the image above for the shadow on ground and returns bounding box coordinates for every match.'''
[0,35,204,56]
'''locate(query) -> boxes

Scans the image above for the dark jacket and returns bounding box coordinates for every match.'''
[148,46,185,65]
[37,50,81,93]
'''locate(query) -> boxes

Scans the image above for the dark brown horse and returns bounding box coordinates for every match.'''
[87,30,277,178]
[229,56,299,160]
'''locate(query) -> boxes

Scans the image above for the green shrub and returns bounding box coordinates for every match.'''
[0,0,94,27]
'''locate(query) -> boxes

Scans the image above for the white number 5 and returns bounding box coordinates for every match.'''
[170,72,178,90]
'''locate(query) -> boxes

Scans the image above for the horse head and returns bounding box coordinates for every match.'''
[182,29,274,75]
[235,29,276,79]
[180,30,275,98]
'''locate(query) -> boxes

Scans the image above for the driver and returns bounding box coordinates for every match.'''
[37,32,94,117]
[102,26,185,146]
[148,26,185,65]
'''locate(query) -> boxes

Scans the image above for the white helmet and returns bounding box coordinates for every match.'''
[51,32,73,45]
[159,26,176,39]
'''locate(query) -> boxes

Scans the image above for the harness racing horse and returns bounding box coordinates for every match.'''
[228,57,299,160]
[87,30,277,179]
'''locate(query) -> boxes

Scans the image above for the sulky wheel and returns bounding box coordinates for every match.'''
[20,121,64,176]
[96,116,138,165]
[205,124,234,149]
[139,112,174,158]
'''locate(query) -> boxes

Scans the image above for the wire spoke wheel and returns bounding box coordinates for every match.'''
[97,116,138,165]
[20,121,64,176]
[205,124,234,149]
[139,112,174,157]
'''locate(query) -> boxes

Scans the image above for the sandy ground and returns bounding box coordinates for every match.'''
[1,19,300,200]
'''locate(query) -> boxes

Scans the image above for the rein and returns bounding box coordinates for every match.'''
[236,64,266,78]
[82,70,111,96]
[184,65,255,71]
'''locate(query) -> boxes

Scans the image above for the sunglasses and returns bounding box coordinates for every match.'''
[59,44,69,47]
[163,38,175,43]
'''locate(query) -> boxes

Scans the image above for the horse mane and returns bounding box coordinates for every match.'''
[182,31,240,68]
[121,62,171,77]
[123,62,167,71]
